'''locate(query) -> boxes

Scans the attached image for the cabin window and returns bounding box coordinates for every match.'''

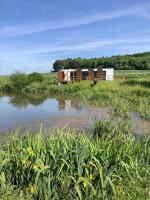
[70,72,76,80]
[94,71,97,78]
[82,71,89,80]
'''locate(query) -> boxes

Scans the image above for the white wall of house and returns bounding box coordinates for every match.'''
[103,68,114,80]
[62,69,75,81]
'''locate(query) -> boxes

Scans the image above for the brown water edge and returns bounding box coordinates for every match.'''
[1,105,150,136]
[130,112,150,135]
[27,114,150,135]
[0,104,113,135]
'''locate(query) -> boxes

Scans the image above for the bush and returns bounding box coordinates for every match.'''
[28,72,44,83]
[10,72,29,89]
[92,119,114,137]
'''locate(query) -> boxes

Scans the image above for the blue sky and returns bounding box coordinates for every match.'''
[0,0,150,75]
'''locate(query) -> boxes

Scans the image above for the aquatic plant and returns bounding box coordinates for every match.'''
[0,121,150,199]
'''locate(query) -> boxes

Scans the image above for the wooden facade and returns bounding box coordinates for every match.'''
[88,69,94,80]
[96,69,106,80]
[58,68,114,83]
[76,69,82,81]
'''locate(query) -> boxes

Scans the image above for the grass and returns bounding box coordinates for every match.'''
[115,70,150,75]
[0,76,11,91]
[0,120,150,200]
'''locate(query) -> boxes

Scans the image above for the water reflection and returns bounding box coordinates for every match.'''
[0,93,113,134]
[58,98,82,110]
[5,93,83,111]
[8,93,48,108]
[0,93,149,135]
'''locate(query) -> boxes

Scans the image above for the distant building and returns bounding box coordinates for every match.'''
[58,68,114,83]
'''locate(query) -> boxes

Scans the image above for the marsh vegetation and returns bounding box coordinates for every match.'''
[0,121,150,200]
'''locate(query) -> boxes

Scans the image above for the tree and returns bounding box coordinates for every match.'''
[52,51,150,71]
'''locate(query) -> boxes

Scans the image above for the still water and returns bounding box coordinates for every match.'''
[0,94,149,134]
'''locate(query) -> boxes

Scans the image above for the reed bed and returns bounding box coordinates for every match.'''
[0,120,150,200]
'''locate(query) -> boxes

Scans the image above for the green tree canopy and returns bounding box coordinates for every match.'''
[53,52,150,71]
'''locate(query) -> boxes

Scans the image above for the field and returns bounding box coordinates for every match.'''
[0,70,150,199]
[115,70,150,75]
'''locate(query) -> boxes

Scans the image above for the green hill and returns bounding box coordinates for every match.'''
[53,52,150,71]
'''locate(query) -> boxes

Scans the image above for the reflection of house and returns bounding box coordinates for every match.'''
[58,99,72,110]
[58,68,114,83]
[58,98,82,110]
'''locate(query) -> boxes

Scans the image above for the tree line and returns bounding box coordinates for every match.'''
[53,52,150,71]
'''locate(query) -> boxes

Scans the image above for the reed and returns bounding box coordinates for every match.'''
[0,121,150,200]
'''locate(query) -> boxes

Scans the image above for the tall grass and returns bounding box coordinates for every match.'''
[0,121,150,200]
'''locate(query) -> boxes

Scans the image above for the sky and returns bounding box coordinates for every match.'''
[0,0,150,75]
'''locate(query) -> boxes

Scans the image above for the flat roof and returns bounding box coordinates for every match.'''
[59,68,114,72]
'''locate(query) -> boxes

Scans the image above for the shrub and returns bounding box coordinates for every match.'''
[28,72,44,83]
[92,119,114,137]
[10,72,29,89]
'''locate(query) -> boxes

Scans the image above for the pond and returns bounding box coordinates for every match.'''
[0,94,150,135]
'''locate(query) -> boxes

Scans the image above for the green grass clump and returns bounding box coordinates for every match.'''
[0,121,150,200]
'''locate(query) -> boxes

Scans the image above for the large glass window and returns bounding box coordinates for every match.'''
[70,72,76,80]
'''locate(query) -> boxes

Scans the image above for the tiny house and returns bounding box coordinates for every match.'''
[58,68,114,83]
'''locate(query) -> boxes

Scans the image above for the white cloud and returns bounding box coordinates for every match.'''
[1,36,150,55]
[1,34,150,75]
[0,3,150,37]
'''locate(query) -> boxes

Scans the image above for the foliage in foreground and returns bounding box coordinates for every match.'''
[0,120,150,200]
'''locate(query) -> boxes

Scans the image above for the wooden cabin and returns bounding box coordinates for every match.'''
[58,68,114,83]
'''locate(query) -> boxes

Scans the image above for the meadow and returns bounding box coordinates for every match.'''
[0,120,150,200]
[0,70,150,199]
